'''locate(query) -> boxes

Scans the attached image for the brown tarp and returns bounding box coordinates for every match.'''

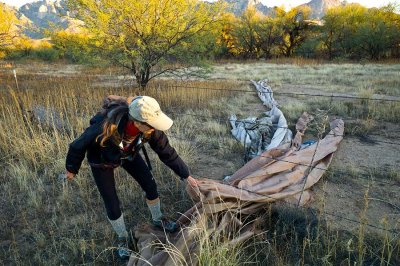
[128,114,344,266]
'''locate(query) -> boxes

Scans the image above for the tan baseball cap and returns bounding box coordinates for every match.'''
[128,96,173,131]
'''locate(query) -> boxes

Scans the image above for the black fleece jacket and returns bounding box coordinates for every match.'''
[65,113,190,180]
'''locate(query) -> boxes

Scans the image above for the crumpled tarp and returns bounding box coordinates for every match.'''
[230,80,292,160]
[128,113,344,266]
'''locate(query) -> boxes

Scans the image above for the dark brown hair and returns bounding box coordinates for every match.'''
[96,103,129,147]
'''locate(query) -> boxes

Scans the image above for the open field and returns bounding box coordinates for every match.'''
[0,60,399,265]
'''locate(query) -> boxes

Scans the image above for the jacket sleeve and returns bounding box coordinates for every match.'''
[66,120,103,174]
[148,130,190,180]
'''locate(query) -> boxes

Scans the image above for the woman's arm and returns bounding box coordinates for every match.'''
[148,130,190,180]
[66,118,103,175]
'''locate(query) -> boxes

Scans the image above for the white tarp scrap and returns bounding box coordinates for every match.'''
[253,79,278,109]
[230,79,292,160]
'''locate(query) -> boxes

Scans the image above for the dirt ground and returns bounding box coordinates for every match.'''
[314,136,400,234]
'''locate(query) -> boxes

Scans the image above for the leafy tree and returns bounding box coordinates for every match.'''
[256,16,281,58]
[50,30,95,63]
[0,4,19,49]
[216,12,239,57]
[333,4,367,59]
[321,4,400,60]
[321,4,368,59]
[295,26,322,58]
[225,7,280,59]
[14,37,34,57]
[354,7,400,60]
[320,7,342,59]
[275,6,312,57]
[68,0,223,88]
[233,7,263,58]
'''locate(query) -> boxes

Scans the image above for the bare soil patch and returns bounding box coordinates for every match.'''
[334,137,400,170]
[312,174,400,234]
[12,62,83,76]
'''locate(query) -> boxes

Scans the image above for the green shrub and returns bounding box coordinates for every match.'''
[33,48,60,62]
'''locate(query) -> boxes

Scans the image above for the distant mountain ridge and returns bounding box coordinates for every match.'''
[223,0,343,17]
[2,0,346,39]
[3,0,81,38]
[300,0,344,19]
[223,0,273,16]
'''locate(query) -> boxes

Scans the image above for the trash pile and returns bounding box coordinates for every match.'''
[128,81,345,266]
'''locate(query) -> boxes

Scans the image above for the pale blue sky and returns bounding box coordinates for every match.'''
[1,0,397,8]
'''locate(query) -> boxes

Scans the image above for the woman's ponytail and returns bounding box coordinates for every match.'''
[96,100,129,147]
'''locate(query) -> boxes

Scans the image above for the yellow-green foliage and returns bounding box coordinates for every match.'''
[219,4,400,60]
[220,6,308,59]
[12,37,35,57]
[2,2,400,63]
[275,6,312,57]
[216,12,238,56]
[50,30,94,63]
[0,4,19,50]
[68,0,223,87]
[232,7,266,58]
[322,4,400,59]
[4,36,58,61]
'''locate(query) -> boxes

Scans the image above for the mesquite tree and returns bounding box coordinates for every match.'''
[68,0,223,88]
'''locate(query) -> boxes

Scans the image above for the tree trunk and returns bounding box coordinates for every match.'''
[134,68,151,89]
[131,61,151,89]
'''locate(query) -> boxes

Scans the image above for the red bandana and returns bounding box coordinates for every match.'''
[124,120,140,138]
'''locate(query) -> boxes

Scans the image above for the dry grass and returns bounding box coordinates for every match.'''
[0,61,399,265]
[0,71,245,265]
[209,62,400,96]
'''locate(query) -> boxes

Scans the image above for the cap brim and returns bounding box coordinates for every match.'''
[147,112,173,131]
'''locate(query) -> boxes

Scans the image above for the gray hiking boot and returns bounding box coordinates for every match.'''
[152,217,178,233]
[116,236,131,260]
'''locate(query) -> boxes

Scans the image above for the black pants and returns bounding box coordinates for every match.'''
[91,154,158,220]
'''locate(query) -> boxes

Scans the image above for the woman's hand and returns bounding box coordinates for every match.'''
[186,176,198,187]
[65,171,75,180]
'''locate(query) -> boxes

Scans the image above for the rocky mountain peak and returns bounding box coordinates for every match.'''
[224,0,272,16]
[16,0,75,38]
[302,0,344,19]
